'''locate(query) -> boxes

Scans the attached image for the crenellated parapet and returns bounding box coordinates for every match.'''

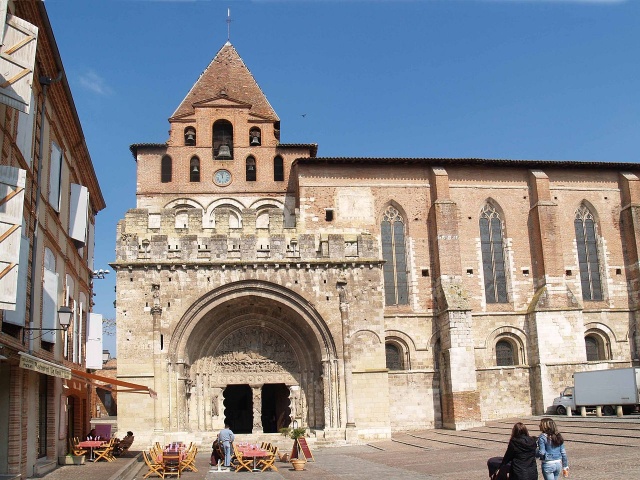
[115,207,380,265]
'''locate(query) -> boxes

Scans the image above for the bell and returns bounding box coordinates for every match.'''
[217,144,231,159]
[191,165,199,173]
[185,132,195,145]
[250,135,260,146]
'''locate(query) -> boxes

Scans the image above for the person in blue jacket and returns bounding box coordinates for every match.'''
[537,417,569,480]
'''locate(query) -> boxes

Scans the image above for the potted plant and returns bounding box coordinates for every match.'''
[58,453,85,465]
[281,426,307,471]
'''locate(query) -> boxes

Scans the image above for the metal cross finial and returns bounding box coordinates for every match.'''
[226,8,232,42]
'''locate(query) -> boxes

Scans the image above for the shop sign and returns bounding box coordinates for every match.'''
[19,353,71,379]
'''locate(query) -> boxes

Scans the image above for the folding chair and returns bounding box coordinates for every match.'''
[232,445,252,473]
[94,439,115,462]
[68,438,87,456]
[257,451,278,472]
[162,452,181,479]
[143,451,165,479]
[179,445,198,473]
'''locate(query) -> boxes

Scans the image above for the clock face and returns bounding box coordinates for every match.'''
[214,169,232,186]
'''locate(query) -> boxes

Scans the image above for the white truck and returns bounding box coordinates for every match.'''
[552,367,640,416]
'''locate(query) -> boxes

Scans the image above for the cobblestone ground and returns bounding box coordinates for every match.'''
[32,416,640,480]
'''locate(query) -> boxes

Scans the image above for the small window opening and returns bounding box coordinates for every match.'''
[325,209,334,221]
[422,269,429,277]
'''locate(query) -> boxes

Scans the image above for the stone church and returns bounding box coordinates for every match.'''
[114,41,640,444]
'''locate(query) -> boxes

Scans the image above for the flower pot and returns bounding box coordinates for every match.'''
[59,455,85,465]
[290,458,306,471]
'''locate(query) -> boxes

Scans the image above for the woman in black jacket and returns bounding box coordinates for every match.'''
[501,422,538,480]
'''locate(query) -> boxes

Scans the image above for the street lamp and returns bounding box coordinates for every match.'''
[92,269,110,279]
[25,305,72,333]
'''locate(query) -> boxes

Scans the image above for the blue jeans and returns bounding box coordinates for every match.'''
[541,460,562,480]
[223,441,231,467]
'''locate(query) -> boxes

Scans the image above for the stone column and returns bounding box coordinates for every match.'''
[151,284,164,436]
[619,173,640,362]
[251,385,262,434]
[337,277,356,435]
[526,170,584,414]
[321,359,334,428]
[429,167,482,430]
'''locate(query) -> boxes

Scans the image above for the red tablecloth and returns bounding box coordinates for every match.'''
[77,440,105,448]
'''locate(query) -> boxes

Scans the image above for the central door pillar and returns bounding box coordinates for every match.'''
[251,385,263,434]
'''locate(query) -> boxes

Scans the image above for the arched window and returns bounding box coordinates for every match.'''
[184,126,196,146]
[381,205,408,305]
[213,120,233,159]
[246,156,256,182]
[161,155,172,183]
[575,204,603,301]
[584,332,609,361]
[585,336,599,361]
[480,203,508,303]
[433,339,441,371]
[496,340,515,366]
[190,157,200,182]
[249,127,261,146]
[385,343,404,370]
[273,156,284,181]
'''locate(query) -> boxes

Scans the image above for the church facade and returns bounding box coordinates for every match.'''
[114,41,640,444]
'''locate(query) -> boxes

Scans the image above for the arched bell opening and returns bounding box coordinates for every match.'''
[169,280,338,435]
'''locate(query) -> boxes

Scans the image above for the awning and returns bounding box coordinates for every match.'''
[71,368,157,399]
[19,352,71,379]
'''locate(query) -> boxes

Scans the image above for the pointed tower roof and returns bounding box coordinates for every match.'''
[171,42,279,122]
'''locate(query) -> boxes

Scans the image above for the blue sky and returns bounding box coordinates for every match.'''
[43,0,640,356]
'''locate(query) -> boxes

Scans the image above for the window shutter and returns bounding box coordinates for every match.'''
[16,90,35,167]
[0,12,38,114]
[3,233,28,324]
[42,269,59,343]
[87,220,95,271]
[48,142,62,211]
[85,313,103,370]
[0,1,8,44]
[69,184,89,244]
[0,165,25,310]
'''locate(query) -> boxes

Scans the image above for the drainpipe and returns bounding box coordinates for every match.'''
[27,72,62,353]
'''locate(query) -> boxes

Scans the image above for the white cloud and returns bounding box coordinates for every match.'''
[78,70,114,96]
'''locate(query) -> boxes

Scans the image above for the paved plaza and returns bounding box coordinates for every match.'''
[31,416,640,480]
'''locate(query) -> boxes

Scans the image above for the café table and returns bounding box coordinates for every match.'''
[77,440,105,461]
[236,445,270,472]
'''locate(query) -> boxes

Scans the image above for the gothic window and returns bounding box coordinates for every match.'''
[246,156,256,182]
[496,339,515,366]
[480,203,508,303]
[189,157,200,182]
[575,204,603,301]
[385,343,404,370]
[381,205,408,306]
[249,127,261,146]
[184,126,196,146]
[213,120,233,159]
[161,155,172,183]
[273,155,284,181]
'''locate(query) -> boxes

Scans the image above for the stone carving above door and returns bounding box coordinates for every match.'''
[211,326,299,373]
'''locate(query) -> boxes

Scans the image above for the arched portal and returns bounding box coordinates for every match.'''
[168,280,339,434]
